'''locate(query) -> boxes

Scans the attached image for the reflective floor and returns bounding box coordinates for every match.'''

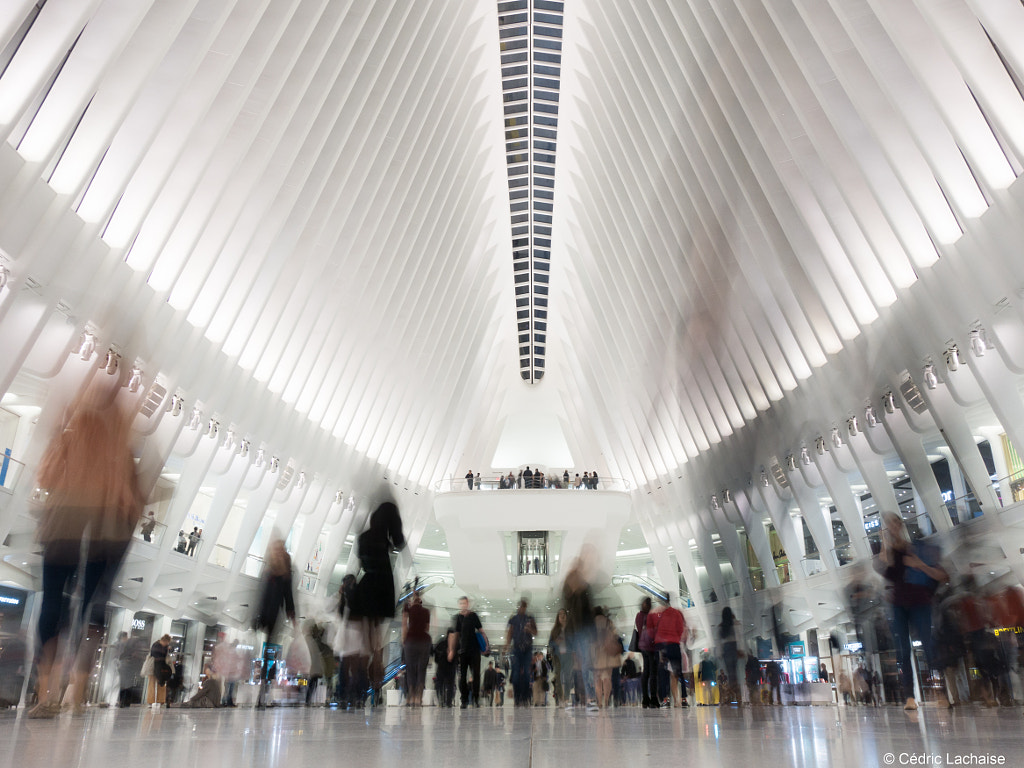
[1,704,1021,768]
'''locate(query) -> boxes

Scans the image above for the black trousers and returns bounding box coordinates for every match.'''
[459,651,481,706]
[641,651,659,704]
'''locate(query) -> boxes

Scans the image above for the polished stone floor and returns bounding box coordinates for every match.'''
[1,703,1021,768]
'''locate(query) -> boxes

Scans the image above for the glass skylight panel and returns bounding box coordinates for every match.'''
[498,1,562,383]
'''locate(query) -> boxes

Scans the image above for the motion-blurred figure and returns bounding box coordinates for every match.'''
[401,591,431,707]
[505,597,537,707]
[561,548,598,711]
[353,501,406,697]
[253,535,296,707]
[30,386,142,717]
[719,606,738,705]
[876,511,947,711]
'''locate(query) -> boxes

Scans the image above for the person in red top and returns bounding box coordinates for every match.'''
[648,597,688,707]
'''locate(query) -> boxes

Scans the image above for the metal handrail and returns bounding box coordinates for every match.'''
[434,475,632,492]
[611,574,669,602]
[0,452,27,493]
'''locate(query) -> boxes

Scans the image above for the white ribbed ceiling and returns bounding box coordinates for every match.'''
[1,0,1023,497]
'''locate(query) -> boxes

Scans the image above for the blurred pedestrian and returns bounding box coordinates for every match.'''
[253,535,296,707]
[876,511,947,710]
[561,550,598,712]
[506,597,537,706]
[353,502,406,695]
[29,385,142,718]
[402,591,431,706]
[449,596,487,708]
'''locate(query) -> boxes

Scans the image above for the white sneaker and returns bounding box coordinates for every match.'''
[586,701,599,712]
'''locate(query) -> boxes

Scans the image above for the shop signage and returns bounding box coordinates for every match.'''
[132,618,147,631]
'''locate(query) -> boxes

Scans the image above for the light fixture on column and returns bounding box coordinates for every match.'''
[864,404,878,428]
[270,456,280,473]
[188,407,202,430]
[255,448,265,468]
[760,470,769,487]
[127,365,143,392]
[969,328,987,357]
[711,494,719,510]
[831,426,843,448]
[722,489,732,504]
[104,349,119,375]
[785,454,796,471]
[0,264,9,290]
[923,363,938,390]
[239,439,249,458]
[224,430,236,452]
[335,490,345,505]
[297,471,307,489]
[78,331,96,361]
[815,435,826,455]
[800,446,811,465]
[207,419,219,439]
[847,415,859,437]
[944,345,961,372]
[169,395,183,417]
[882,391,896,414]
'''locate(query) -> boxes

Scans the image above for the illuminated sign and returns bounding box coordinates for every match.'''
[131,618,147,631]
[0,595,21,606]
[994,627,1023,637]
[789,643,805,658]
[941,490,954,503]
[864,518,880,532]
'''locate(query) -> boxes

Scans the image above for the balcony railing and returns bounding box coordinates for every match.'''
[0,452,26,493]
[435,475,631,492]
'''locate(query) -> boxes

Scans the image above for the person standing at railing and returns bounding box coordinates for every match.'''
[141,511,156,542]
[28,383,143,718]
[465,470,473,490]
[563,470,570,487]
[591,471,600,490]
[523,466,533,488]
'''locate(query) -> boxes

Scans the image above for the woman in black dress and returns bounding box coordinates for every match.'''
[354,502,406,688]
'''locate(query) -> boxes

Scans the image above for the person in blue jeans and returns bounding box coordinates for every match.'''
[506,598,537,706]
[877,511,947,710]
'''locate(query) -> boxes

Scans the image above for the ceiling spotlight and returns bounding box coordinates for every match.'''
[722,489,732,504]
[800,447,811,465]
[815,435,826,455]
[882,391,896,414]
[969,328,987,357]
[831,426,843,448]
[923,363,938,390]
[296,471,307,489]
[255,448,265,468]
[270,456,280,473]
[944,345,961,372]
[104,349,119,375]
[760,470,769,487]
[127,366,143,392]
[335,490,344,504]
[239,440,249,458]
[188,407,202,430]
[847,415,859,437]
[207,419,219,439]
[711,494,719,510]
[170,395,183,417]
[78,332,96,361]
[224,430,236,451]
[0,264,9,290]
[864,404,878,428]
[785,454,796,471]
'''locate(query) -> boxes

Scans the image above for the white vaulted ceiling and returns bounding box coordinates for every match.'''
[3,0,1024,624]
